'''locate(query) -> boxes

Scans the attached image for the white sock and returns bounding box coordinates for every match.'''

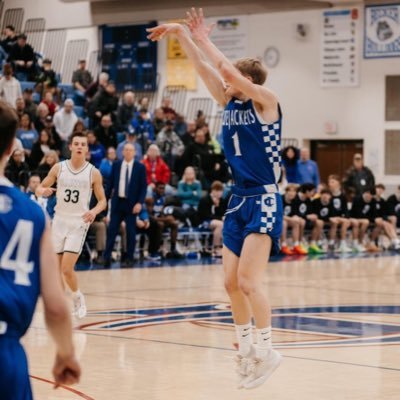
[235,323,253,357]
[256,326,272,358]
[72,289,82,299]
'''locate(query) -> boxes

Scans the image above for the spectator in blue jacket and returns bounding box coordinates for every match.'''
[131,108,155,152]
[87,131,105,168]
[99,146,116,184]
[177,166,202,209]
[298,147,320,187]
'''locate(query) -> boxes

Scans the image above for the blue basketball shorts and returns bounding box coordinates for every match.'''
[223,192,283,257]
[0,338,33,400]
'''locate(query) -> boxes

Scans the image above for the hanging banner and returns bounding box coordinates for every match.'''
[364,3,400,58]
[320,9,360,88]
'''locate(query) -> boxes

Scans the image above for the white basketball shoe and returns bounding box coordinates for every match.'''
[73,291,87,319]
[242,348,282,389]
[235,345,256,388]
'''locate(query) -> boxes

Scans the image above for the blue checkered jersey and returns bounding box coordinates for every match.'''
[222,98,282,189]
[0,178,45,338]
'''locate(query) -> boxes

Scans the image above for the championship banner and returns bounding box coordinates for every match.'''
[364,4,400,58]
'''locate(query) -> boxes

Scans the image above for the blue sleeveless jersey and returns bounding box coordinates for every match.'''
[0,180,45,338]
[222,98,282,191]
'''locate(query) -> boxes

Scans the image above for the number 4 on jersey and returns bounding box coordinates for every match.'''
[0,220,34,286]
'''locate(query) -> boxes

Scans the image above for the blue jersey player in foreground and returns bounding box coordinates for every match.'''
[148,8,283,389]
[0,101,80,399]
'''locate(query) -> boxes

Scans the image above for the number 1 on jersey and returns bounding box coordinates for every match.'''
[232,132,242,156]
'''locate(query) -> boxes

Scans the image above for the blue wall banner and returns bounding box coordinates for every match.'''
[364,4,400,58]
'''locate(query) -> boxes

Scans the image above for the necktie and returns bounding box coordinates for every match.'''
[125,164,130,198]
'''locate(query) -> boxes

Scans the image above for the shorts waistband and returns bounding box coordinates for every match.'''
[231,184,279,197]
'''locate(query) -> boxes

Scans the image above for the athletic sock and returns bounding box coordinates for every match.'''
[235,323,253,357]
[72,289,82,299]
[256,326,272,358]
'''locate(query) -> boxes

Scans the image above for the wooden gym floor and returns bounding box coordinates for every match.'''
[24,254,400,399]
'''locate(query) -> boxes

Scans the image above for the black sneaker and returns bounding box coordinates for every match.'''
[166,250,184,259]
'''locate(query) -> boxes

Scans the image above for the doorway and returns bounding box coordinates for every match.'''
[310,140,364,184]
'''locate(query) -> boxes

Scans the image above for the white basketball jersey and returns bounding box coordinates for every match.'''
[55,160,94,218]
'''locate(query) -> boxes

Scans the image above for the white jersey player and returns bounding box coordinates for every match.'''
[36,131,106,318]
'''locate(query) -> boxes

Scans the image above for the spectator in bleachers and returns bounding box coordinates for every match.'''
[131,108,155,152]
[85,71,109,100]
[387,185,400,228]
[15,97,26,120]
[94,114,117,149]
[161,96,177,120]
[7,34,35,81]
[87,131,105,169]
[373,184,400,251]
[197,180,227,257]
[0,25,17,55]
[35,58,58,96]
[30,129,60,170]
[34,102,50,133]
[181,120,196,146]
[103,142,147,267]
[25,174,48,211]
[280,184,308,255]
[42,115,63,155]
[282,146,300,184]
[72,59,93,105]
[350,188,377,252]
[177,166,202,209]
[137,96,150,111]
[116,128,142,162]
[174,114,187,137]
[156,119,184,170]
[117,91,137,131]
[16,113,38,157]
[5,149,30,188]
[36,150,59,181]
[89,81,118,126]
[22,88,37,119]
[136,205,163,261]
[153,107,165,135]
[99,146,116,184]
[297,148,320,187]
[293,183,324,253]
[146,182,182,259]
[0,63,22,107]
[142,144,171,194]
[40,91,58,116]
[73,119,86,134]
[53,99,78,142]
[203,124,221,155]
[343,153,375,199]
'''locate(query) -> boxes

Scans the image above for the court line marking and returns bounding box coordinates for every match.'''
[30,375,95,399]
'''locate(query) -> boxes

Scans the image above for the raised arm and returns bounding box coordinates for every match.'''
[186,8,278,115]
[35,163,59,197]
[147,23,228,107]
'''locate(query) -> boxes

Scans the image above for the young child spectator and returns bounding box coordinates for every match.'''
[293,183,324,254]
[177,166,202,209]
[280,184,308,255]
[197,180,227,257]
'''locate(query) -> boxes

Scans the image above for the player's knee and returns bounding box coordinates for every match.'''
[224,275,239,294]
[237,274,257,296]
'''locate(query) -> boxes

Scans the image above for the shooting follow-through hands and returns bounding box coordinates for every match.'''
[146,23,184,41]
[185,8,215,41]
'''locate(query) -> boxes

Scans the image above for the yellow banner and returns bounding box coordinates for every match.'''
[166,59,197,90]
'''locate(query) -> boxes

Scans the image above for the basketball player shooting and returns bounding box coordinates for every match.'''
[148,8,283,390]
[36,132,107,318]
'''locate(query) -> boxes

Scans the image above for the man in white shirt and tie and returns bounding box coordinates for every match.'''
[103,143,147,267]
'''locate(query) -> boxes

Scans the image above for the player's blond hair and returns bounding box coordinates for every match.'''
[234,57,267,85]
